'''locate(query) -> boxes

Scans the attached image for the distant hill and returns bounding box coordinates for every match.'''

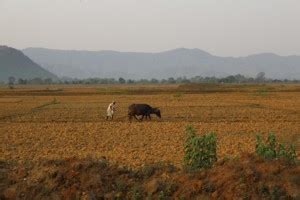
[23,47,300,80]
[0,46,57,82]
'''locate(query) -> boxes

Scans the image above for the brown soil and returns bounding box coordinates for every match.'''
[1,84,299,199]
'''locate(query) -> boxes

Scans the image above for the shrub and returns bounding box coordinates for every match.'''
[158,179,178,198]
[158,191,167,200]
[114,178,127,192]
[130,185,143,200]
[255,133,277,159]
[255,133,297,162]
[183,125,217,170]
[141,164,156,178]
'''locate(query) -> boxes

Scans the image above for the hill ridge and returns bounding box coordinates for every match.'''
[0,46,58,82]
[22,47,300,79]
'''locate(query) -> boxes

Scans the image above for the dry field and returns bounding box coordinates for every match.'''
[0,83,300,168]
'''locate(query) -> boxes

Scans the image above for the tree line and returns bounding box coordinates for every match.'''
[4,72,300,86]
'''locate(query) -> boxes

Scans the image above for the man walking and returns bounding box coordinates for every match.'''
[106,101,116,120]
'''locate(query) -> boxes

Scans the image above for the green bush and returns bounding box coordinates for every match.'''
[255,133,296,162]
[130,185,143,200]
[183,125,217,170]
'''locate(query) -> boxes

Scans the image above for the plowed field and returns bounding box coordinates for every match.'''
[1,84,299,167]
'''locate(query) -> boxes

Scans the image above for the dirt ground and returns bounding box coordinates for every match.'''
[0,83,300,199]
[1,84,299,167]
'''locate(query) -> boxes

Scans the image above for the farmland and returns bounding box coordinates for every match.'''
[0,83,300,199]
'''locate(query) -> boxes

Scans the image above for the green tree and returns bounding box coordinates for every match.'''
[8,76,15,85]
[118,77,126,84]
[44,78,53,84]
[167,77,176,84]
[18,78,27,85]
[150,78,159,83]
[256,72,266,82]
[127,79,135,84]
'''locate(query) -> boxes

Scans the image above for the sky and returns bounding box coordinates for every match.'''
[1,0,300,56]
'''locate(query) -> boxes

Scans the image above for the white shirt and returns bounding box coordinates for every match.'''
[107,103,115,117]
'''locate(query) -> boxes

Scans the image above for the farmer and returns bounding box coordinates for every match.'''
[106,101,116,120]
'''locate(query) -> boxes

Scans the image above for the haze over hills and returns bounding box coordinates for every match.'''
[0,46,57,82]
[22,47,300,80]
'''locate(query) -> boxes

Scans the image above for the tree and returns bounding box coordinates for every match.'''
[222,75,236,83]
[256,72,266,82]
[167,77,176,84]
[18,78,27,85]
[190,76,203,83]
[8,76,15,85]
[234,74,246,83]
[150,78,159,83]
[127,79,135,84]
[161,79,168,84]
[181,78,191,83]
[138,79,149,84]
[44,78,53,84]
[118,77,126,84]
[30,78,43,84]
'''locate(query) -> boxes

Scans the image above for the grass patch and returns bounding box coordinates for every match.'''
[173,92,183,98]
[255,87,269,96]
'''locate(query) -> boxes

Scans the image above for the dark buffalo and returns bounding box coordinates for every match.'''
[128,104,161,121]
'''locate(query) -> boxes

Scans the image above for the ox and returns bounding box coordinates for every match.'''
[128,104,161,121]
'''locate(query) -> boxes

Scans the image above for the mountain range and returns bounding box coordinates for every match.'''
[0,46,57,82]
[22,47,300,80]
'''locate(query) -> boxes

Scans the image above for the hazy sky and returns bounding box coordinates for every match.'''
[1,0,300,56]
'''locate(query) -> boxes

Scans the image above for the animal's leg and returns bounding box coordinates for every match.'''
[128,115,132,122]
[148,114,151,120]
[140,115,145,121]
[134,115,140,121]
